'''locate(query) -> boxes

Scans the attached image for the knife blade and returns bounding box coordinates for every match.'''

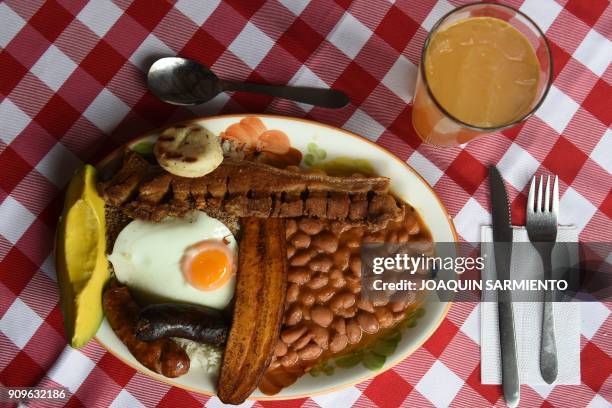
[489,166,520,407]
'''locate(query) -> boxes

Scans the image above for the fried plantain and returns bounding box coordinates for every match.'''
[217,217,288,404]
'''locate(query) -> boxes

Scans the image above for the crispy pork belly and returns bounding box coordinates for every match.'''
[100,151,405,228]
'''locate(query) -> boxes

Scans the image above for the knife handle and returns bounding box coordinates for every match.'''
[499,301,520,407]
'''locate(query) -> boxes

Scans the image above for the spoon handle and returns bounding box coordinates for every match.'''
[221,80,349,109]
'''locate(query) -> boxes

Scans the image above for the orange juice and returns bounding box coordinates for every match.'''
[412,15,542,146]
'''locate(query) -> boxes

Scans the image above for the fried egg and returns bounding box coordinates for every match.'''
[109,211,237,309]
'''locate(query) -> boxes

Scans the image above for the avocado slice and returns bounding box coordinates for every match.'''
[55,164,109,348]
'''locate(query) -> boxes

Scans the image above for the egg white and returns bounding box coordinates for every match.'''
[109,211,237,309]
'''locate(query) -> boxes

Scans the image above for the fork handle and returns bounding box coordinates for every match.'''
[540,251,558,384]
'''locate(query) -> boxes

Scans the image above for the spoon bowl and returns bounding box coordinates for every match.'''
[147,57,349,109]
[148,57,222,105]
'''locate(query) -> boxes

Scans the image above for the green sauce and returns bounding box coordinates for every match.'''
[313,157,375,177]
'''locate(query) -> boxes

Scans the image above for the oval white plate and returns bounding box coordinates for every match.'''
[94,114,457,400]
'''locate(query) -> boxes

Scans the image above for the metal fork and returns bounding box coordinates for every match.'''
[526,175,559,384]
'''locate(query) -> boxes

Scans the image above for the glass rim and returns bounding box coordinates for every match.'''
[419,1,554,133]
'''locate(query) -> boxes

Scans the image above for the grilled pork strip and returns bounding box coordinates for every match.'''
[98,151,150,206]
[100,151,404,227]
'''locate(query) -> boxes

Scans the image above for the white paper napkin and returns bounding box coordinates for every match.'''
[480,226,580,385]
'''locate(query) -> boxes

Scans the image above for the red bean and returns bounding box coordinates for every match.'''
[298,343,323,360]
[307,273,328,290]
[299,287,316,306]
[274,340,288,357]
[311,305,333,327]
[311,324,329,349]
[290,231,311,249]
[290,249,315,266]
[346,318,363,344]
[309,255,333,272]
[349,257,362,277]
[329,268,344,280]
[286,283,299,303]
[330,292,356,312]
[287,245,296,258]
[374,307,394,329]
[288,267,310,284]
[311,231,338,253]
[280,350,298,367]
[332,317,346,335]
[329,268,346,288]
[345,276,361,294]
[293,332,313,350]
[357,311,380,334]
[286,219,297,238]
[329,333,348,353]
[281,325,307,344]
[357,298,375,313]
[285,304,303,326]
[316,286,335,303]
[371,291,389,307]
[336,305,357,318]
[390,300,407,313]
[333,247,350,270]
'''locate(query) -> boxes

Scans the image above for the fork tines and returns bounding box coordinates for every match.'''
[528,174,559,214]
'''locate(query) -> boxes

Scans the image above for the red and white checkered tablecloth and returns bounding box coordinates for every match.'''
[0,0,610,407]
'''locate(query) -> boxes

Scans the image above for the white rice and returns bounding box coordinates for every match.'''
[173,337,222,373]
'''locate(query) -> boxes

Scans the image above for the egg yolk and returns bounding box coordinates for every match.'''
[181,241,234,291]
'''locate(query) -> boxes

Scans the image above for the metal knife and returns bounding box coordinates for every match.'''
[489,166,520,407]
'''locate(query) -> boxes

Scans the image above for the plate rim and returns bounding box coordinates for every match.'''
[93,113,458,400]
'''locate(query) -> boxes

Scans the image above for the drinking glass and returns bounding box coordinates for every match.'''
[411,2,552,147]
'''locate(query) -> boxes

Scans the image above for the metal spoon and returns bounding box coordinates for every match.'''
[147,57,350,109]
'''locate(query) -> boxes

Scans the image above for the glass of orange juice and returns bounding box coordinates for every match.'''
[412,3,552,147]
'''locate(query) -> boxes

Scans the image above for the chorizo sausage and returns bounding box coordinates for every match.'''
[102,281,189,378]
